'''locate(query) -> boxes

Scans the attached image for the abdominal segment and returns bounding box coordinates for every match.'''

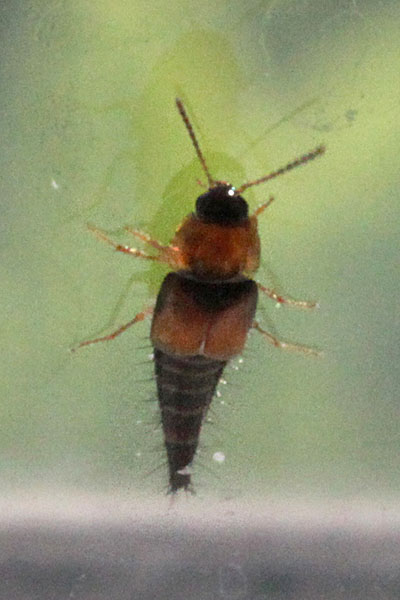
[154,350,226,492]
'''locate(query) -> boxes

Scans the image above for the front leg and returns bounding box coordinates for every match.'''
[252,196,275,217]
[87,224,162,261]
[124,226,169,252]
[124,226,183,269]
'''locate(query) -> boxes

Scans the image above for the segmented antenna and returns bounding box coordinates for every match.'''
[235,145,325,195]
[176,98,214,188]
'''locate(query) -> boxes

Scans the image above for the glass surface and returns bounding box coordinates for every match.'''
[1,1,399,598]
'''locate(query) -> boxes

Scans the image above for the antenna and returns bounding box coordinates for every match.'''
[235,145,325,195]
[176,98,214,188]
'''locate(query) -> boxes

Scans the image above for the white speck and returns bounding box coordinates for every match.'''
[238,358,243,364]
[148,352,154,360]
[177,465,192,475]
[275,302,282,309]
[213,451,225,463]
[220,378,227,385]
[216,390,222,398]
[51,179,59,190]
[135,451,142,458]
[228,188,235,196]
[219,399,225,406]
[136,419,142,425]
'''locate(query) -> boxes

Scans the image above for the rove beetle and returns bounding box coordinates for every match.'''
[75,99,324,492]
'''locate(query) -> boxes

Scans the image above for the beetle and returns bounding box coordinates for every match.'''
[74,99,324,492]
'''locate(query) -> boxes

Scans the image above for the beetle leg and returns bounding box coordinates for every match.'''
[124,227,168,252]
[252,196,274,217]
[124,227,182,268]
[252,320,321,357]
[72,307,154,351]
[257,281,318,309]
[86,224,163,261]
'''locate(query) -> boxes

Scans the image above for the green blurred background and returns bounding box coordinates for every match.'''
[1,0,399,503]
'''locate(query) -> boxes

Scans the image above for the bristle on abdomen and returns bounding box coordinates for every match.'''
[154,348,226,492]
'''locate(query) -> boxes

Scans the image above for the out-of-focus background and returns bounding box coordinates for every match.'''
[1,1,399,598]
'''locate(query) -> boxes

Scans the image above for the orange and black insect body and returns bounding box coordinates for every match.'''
[74,99,325,493]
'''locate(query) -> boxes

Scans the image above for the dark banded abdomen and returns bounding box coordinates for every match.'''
[154,348,226,492]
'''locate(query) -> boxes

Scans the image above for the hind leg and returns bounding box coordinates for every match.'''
[72,307,153,352]
[253,320,321,357]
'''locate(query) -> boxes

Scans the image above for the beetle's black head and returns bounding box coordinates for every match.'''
[195,183,248,226]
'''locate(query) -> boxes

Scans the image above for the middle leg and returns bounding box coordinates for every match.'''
[257,281,318,309]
